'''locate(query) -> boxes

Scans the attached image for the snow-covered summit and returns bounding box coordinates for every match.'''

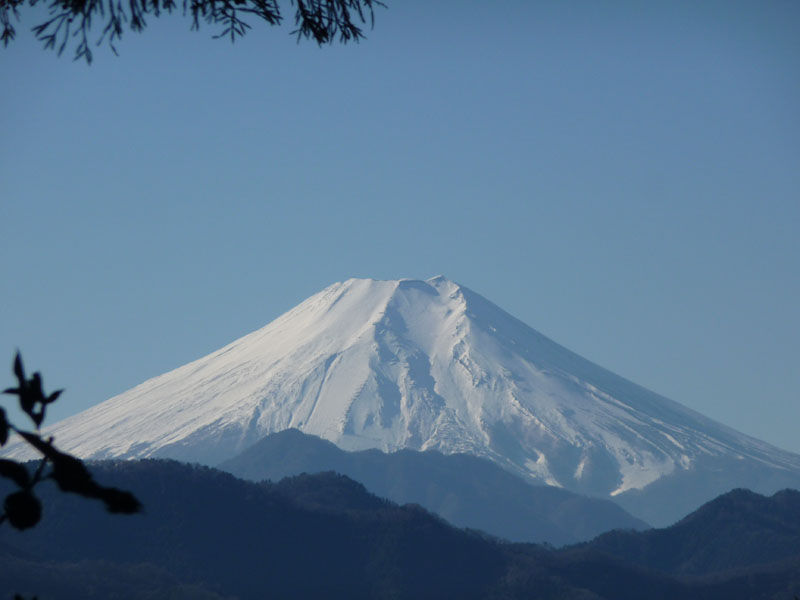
[6,276,800,515]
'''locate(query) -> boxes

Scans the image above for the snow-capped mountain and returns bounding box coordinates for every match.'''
[6,276,800,524]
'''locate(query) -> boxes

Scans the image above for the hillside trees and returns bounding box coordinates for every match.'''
[0,0,384,63]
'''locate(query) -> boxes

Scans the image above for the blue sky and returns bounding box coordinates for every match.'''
[2,1,799,451]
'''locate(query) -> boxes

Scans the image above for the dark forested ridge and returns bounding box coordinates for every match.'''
[219,428,648,545]
[1,461,505,600]
[566,487,800,576]
[1,460,799,600]
[0,555,234,600]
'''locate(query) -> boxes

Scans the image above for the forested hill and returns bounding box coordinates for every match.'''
[1,460,799,599]
[564,487,800,575]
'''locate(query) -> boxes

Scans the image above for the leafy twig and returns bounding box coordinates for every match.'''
[0,351,142,531]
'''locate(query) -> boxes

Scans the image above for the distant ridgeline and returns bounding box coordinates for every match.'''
[1,460,800,600]
[218,428,649,546]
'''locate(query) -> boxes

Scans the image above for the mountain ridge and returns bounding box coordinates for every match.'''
[567,487,800,576]
[2,460,799,600]
[5,276,800,525]
[219,428,648,545]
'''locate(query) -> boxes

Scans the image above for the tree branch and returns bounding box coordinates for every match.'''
[0,0,384,63]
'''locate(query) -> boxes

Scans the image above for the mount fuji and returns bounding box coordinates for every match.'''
[7,276,800,524]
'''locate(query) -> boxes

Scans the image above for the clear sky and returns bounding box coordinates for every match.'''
[2,1,799,451]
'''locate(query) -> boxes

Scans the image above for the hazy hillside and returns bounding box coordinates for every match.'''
[220,428,648,545]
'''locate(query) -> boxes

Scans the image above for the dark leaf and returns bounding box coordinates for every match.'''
[49,452,97,496]
[13,431,143,512]
[46,389,64,404]
[0,459,30,487]
[98,486,142,514]
[49,453,142,512]
[12,351,24,383]
[30,373,44,398]
[0,407,8,446]
[21,374,46,426]
[5,354,58,428]
[4,490,42,530]
[17,431,60,460]
[19,391,35,419]
[31,409,45,428]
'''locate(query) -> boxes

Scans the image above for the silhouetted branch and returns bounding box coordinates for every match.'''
[1,351,142,531]
[0,0,384,63]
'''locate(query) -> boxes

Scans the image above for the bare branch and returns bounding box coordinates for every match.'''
[0,0,383,62]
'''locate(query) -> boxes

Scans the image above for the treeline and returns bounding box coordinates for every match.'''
[2,460,800,600]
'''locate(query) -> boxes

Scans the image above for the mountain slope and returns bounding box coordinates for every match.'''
[567,488,800,576]
[6,276,800,524]
[0,461,505,600]
[219,428,648,545]
[2,461,799,600]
